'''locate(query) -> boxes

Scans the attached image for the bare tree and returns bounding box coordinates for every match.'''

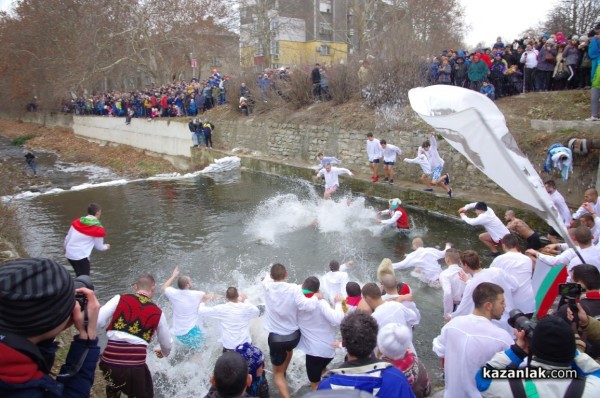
[542,0,600,36]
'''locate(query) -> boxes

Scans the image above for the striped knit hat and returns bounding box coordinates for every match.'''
[0,258,75,336]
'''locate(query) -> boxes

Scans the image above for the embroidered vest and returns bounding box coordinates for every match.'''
[107,294,162,343]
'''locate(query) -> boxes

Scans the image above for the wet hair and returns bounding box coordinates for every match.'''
[572,264,600,290]
[329,260,340,271]
[302,276,320,292]
[87,203,101,216]
[502,233,519,249]
[362,282,382,299]
[226,287,239,300]
[422,140,431,149]
[580,214,595,225]
[135,273,156,290]
[346,281,361,297]
[461,250,481,271]
[380,139,387,145]
[445,248,461,264]
[270,263,287,281]
[341,312,378,359]
[177,276,191,289]
[473,282,504,309]
[574,225,593,245]
[213,351,249,397]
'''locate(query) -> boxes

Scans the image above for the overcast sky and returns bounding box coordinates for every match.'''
[1,0,559,48]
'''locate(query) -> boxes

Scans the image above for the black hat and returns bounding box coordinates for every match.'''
[532,317,576,365]
[0,258,75,337]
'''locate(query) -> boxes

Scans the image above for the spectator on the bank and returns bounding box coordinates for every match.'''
[564,36,581,89]
[520,44,539,92]
[536,40,557,91]
[553,43,569,90]
[468,54,489,91]
[489,52,507,97]
[218,77,227,105]
[240,82,250,98]
[453,55,468,87]
[437,57,452,85]
[579,36,592,88]
[492,36,505,50]
[505,65,524,95]
[480,80,495,100]
[311,63,321,101]
[320,69,330,101]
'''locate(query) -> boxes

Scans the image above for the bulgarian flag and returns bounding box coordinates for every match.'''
[71,216,106,238]
[531,260,568,318]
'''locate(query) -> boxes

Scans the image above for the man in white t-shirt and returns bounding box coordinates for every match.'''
[391,237,449,285]
[379,139,402,185]
[459,201,510,258]
[297,276,344,390]
[321,259,351,302]
[439,248,466,321]
[198,286,259,351]
[315,163,353,200]
[433,282,513,398]
[161,266,209,350]
[366,132,383,182]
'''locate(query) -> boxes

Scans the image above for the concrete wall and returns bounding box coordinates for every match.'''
[72,116,193,158]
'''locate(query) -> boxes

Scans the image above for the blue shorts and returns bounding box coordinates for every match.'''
[176,326,204,350]
[432,166,443,181]
[384,161,395,166]
[369,159,380,164]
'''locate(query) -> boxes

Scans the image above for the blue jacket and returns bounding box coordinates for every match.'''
[0,336,100,398]
[318,358,415,398]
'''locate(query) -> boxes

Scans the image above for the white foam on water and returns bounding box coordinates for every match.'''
[53,162,117,181]
[2,157,242,202]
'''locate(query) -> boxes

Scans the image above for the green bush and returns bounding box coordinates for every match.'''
[10,134,35,146]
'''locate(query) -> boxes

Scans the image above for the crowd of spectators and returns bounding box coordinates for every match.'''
[423,30,595,100]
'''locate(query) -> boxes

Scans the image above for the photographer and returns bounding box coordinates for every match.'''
[476,314,600,397]
[0,258,100,397]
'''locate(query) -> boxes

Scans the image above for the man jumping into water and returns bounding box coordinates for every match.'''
[316,163,353,200]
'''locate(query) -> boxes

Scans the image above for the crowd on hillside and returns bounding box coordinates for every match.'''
[425,30,597,100]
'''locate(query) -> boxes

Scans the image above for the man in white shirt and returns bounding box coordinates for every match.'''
[262,263,319,398]
[379,139,402,185]
[97,273,172,398]
[459,201,510,257]
[422,133,452,197]
[161,266,208,350]
[580,212,600,245]
[64,203,110,276]
[366,132,383,182]
[439,248,466,321]
[544,180,572,228]
[315,163,353,200]
[362,282,419,329]
[433,282,514,398]
[198,286,259,351]
[391,237,449,285]
[520,43,539,92]
[527,226,600,278]
[451,250,518,335]
[321,259,351,302]
[490,234,536,315]
[572,188,600,221]
[296,276,344,390]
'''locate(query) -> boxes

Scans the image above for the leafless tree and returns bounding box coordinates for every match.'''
[542,0,600,36]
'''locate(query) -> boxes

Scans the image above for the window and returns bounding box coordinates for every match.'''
[319,22,333,35]
[319,0,332,13]
[270,40,279,55]
[254,43,264,56]
[320,45,331,56]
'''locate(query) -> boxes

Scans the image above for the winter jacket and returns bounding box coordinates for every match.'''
[468,61,489,82]
[537,46,558,72]
[453,60,468,81]
[563,44,580,66]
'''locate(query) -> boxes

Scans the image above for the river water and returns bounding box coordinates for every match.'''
[3,141,487,397]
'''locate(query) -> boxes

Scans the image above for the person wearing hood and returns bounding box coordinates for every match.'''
[468,54,489,91]
[453,54,468,87]
[536,39,558,91]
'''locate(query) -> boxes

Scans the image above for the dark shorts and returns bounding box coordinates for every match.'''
[305,354,333,382]
[384,161,395,166]
[100,362,154,398]
[548,226,561,238]
[268,330,301,366]
[526,232,543,250]
[369,159,380,164]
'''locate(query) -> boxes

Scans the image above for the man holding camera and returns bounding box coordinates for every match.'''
[476,314,600,397]
[97,273,172,398]
[0,258,101,397]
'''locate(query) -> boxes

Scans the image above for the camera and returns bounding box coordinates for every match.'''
[73,275,94,312]
[558,283,583,298]
[508,309,536,340]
